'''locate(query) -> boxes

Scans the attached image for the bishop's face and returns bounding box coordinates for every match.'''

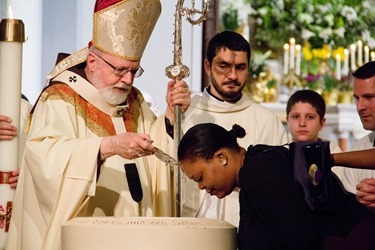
[90,52,141,105]
[205,48,249,102]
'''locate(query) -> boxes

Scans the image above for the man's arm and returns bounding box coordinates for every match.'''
[331,149,375,169]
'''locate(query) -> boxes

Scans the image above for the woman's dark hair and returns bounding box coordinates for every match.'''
[286,89,326,121]
[178,123,245,162]
[206,31,251,65]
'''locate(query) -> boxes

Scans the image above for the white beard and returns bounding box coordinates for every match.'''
[92,71,130,105]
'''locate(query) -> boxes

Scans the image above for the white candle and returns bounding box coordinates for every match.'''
[283,43,289,75]
[343,49,349,76]
[336,54,341,80]
[350,44,356,71]
[357,40,363,66]
[371,51,375,61]
[0,17,25,247]
[364,46,370,63]
[289,38,295,69]
[295,44,301,76]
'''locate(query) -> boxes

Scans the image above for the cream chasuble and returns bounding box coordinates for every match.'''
[6,71,168,250]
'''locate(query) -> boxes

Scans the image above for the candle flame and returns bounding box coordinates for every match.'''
[8,5,14,19]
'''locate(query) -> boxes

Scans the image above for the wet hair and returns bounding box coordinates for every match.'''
[352,61,375,79]
[206,31,251,65]
[178,123,246,162]
[286,89,326,121]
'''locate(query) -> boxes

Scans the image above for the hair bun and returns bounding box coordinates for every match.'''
[229,124,246,139]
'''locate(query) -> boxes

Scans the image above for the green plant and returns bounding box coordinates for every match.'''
[244,0,375,50]
[222,5,240,31]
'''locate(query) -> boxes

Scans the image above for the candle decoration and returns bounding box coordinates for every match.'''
[295,44,301,76]
[364,46,369,64]
[283,43,289,75]
[282,38,301,92]
[289,38,295,69]
[336,54,341,80]
[357,40,363,66]
[343,49,349,76]
[0,17,25,249]
[350,44,356,71]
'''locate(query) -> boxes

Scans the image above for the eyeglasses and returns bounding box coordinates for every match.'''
[94,53,144,78]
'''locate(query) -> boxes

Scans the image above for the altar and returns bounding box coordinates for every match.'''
[261,102,367,151]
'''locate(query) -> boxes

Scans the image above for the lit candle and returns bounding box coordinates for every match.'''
[343,49,349,76]
[371,51,375,61]
[283,43,289,75]
[350,44,356,71]
[336,54,341,80]
[0,8,25,246]
[364,46,370,63]
[357,40,363,66]
[289,38,295,70]
[295,44,301,76]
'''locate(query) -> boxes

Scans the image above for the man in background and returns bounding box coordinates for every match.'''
[157,31,288,226]
[338,61,375,211]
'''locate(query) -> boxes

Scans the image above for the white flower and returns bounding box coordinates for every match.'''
[297,13,314,24]
[362,31,375,48]
[362,1,372,9]
[334,27,345,38]
[258,7,268,16]
[274,0,284,10]
[341,6,358,24]
[324,14,334,27]
[316,3,332,14]
[301,29,315,40]
[319,28,333,42]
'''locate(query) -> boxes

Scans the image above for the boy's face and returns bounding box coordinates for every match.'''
[287,102,326,142]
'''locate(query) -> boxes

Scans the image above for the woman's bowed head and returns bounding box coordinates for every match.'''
[178,123,246,199]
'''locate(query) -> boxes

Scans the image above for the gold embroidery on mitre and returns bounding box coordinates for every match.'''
[93,0,161,60]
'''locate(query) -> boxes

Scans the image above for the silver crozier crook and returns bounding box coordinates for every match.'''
[165,0,210,217]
